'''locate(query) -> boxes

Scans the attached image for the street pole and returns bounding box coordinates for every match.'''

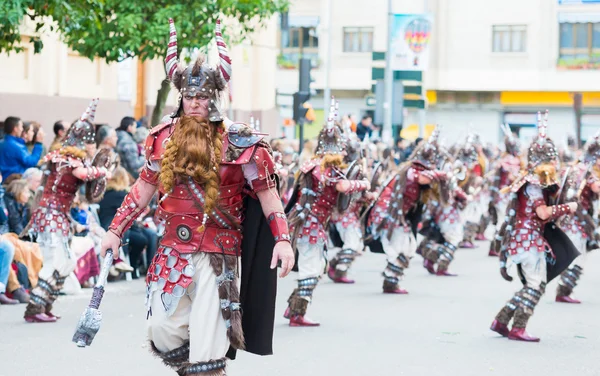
[323,0,333,112]
[383,0,394,144]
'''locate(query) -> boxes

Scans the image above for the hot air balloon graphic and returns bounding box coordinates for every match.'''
[404,17,432,67]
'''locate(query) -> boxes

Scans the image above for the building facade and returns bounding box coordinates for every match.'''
[277,0,600,144]
[0,17,280,143]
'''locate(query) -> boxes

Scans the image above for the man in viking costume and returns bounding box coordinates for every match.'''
[367,128,448,294]
[490,111,579,342]
[488,125,522,256]
[284,99,370,326]
[100,19,294,375]
[24,99,110,323]
[327,128,374,284]
[455,136,484,248]
[419,147,467,276]
[554,133,600,303]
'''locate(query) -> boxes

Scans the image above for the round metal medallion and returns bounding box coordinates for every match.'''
[176,225,192,242]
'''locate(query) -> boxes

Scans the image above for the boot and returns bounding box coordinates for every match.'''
[24,313,57,323]
[555,295,581,304]
[508,327,540,342]
[0,293,18,305]
[459,241,475,249]
[556,283,580,304]
[383,279,408,294]
[289,314,320,327]
[436,269,458,277]
[490,319,510,337]
[328,267,355,284]
[10,287,30,304]
[475,233,487,241]
[283,307,291,319]
[488,249,499,257]
[423,259,436,274]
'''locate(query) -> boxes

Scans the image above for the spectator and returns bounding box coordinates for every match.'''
[0,117,44,179]
[26,122,47,165]
[96,125,118,150]
[0,173,8,235]
[298,139,316,167]
[0,239,18,304]
[22,168,43,216]
[49,120,68,152]
[98,167,156,277]
[356,115,374,141]
[116,116,145,179]
[4,179,30,235]
[133,127,149,156]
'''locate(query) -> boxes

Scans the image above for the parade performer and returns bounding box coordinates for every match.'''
[367,128,449,294]
[24,99,109,323]
[554,134,600,303]
[285,99,370,326]
[419,149,467,276]
[327,131,374,284]
[100,19,294,375]
[489,124,522,256]
[490,111,579,342]
[455,136,483,248]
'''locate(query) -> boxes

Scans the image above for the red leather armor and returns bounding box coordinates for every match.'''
[292,160,340,245]
[135,121,277,256]
[331,200,362,229]
[506,184,550,256]
[30,152,88,236]
[129,120,279,300]
[368,165,424,230]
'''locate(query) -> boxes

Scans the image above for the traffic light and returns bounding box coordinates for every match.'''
[293,91,311,124]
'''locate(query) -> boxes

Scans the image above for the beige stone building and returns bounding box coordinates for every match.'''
[0,17,280,144]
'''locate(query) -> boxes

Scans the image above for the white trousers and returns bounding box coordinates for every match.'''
[297,241,326,280]
[37,232,76,280]
[511,251,547,290]
[147,253,230,363]
[381,228,416,277]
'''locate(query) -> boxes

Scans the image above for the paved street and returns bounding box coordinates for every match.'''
[1,240,599,376]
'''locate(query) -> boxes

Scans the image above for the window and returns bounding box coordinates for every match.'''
[492,25,527,52]
[343,27,374,52]
[559,22,600,61]
[285,27,318,49]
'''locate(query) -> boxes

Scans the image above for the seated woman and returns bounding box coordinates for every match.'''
[4,179,30,235]
[99,166,154,278]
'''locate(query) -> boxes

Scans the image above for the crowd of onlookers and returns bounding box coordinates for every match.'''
[0,115,159,306]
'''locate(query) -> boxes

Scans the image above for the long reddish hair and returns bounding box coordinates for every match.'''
[160,116,225,219]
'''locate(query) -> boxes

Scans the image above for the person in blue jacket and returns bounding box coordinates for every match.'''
[0,117,45,179]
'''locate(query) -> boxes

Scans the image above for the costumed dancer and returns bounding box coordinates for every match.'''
[490,111,579,342]
[100,19,294,375]
[455,136,483,248]
[554,133,600,303]
[488,124,522,256]
[419,148,467,276]
[285,98,370,326]
[327,128,374,284]
[24,99,109,323]
[367,128,448,294]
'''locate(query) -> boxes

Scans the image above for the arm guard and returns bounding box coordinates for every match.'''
[550,204,570,220]
[83,166,107,182]
[267,211,291,244]
[346,180,369,194]
[108,188,146,238]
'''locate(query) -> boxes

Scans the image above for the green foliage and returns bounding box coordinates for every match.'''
[0,0,289,62]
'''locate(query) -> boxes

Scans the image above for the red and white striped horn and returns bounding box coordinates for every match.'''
[80,98,99,123]
[215,19,232,82]
[165,18,179,80]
